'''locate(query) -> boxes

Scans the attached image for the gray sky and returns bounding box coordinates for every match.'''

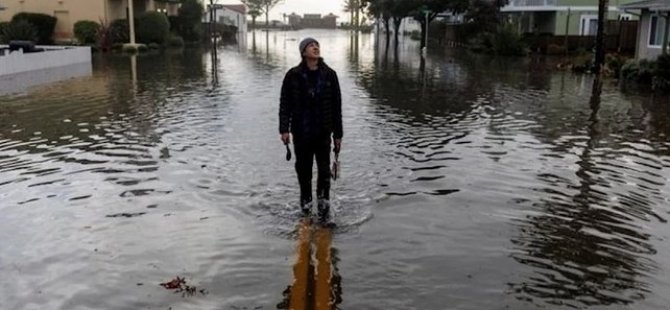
[217,0,348,22]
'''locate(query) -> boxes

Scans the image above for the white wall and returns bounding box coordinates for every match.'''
[214,8,247,33]
[0,46,91,76]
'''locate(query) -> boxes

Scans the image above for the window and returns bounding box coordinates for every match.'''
[619,14,632,21]
[649,15,668,47]
[580,15,598,36]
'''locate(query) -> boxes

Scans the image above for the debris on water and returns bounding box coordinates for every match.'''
[105,212,146,218]
[159,276,207,297]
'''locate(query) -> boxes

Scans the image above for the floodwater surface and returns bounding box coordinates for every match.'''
[1,30,670,309]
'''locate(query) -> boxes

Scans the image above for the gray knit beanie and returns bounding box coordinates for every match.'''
[299,37,319,56]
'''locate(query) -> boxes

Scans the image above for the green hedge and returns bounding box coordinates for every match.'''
[0,22,10,44]
[137,12,170,44]
[11,12,57,44]
[74,20,100,44]
[0,19,38,43]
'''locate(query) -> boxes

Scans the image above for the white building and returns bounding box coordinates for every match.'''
[204,4,247,34]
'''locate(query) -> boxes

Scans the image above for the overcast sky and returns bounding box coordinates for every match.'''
[216,0,348,22]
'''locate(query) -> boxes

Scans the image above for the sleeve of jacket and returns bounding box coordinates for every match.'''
[279,70,292,134]
[332,71,343,139]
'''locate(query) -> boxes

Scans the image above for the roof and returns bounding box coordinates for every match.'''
[620,0,670,10]
[222,4,246,14]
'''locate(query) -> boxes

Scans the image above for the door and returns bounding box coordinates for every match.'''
[53,10,71,42]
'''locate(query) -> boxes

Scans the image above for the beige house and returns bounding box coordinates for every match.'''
[621,0,670,60]
[0,0,181,42]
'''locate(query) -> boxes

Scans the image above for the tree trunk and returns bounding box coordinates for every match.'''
[420,19,426,49]
[593,0,608,73]
[354,1,360,30]
[265,6,269,30]
[252,16,256,30]
[393,17,402,49]
[384,16,391,50]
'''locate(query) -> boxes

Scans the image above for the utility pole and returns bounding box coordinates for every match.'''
[128,0,136,45]
[593,0,608,73]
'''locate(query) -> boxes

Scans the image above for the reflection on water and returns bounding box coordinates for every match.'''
[2,31,670,310]
[277,219,342,310]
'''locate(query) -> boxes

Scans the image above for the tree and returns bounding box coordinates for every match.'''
[344,0,356,28]
[365,0,393,46]
[241,0,264,29]
[412,0,469,49]
[262,0,282,29]
[178,0,204,42]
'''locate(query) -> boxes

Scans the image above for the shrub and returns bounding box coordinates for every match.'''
[168,34,185,47]
[621,59,656,84]
[137,12,170,44]
[0,19,38,43]
[571,54,594,73]
[0,22,9,43]
[111,42,124,51]
[11,12,57,44]
[653,54,670,91]
[148,42,160,50]
[468,24,527,56]
[108,19,131,44]
[605,53,629,79]
[73,20,100,44]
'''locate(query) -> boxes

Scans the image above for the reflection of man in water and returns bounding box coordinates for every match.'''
[277,219,342,310]
[279,37,343,220]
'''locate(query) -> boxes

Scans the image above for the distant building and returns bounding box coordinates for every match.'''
[205,4,247,34]
[288,12,337,29]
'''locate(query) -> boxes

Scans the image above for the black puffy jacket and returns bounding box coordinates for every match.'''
[279,58,343,140]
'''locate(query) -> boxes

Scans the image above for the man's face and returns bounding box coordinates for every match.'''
[302,42,320,59]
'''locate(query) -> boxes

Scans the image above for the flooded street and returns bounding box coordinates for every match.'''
[2,29,670,309]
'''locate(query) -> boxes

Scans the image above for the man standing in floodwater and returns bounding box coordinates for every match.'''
[279,37,343,220]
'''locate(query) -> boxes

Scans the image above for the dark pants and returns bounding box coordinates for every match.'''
[294,135,331,205]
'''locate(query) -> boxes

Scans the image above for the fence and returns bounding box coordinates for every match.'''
[0,46,91,76]
[443,20,638,54]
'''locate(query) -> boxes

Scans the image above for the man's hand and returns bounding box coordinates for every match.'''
[281,133,291,145]
[333,138,342,154]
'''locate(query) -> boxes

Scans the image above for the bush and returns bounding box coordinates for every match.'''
[148,42,160,50]
[468,24,527,56]
[11,12,57,44]
[73,20,100,44]
[0,22,9,43]
[621,59,656,84]
[111,42,124,51]
[168,34,185,47]
[653,54,670,91]
[108,19,131,44]
[605,53,629,79]
[0,20,38,43]
[137,12,170,44]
